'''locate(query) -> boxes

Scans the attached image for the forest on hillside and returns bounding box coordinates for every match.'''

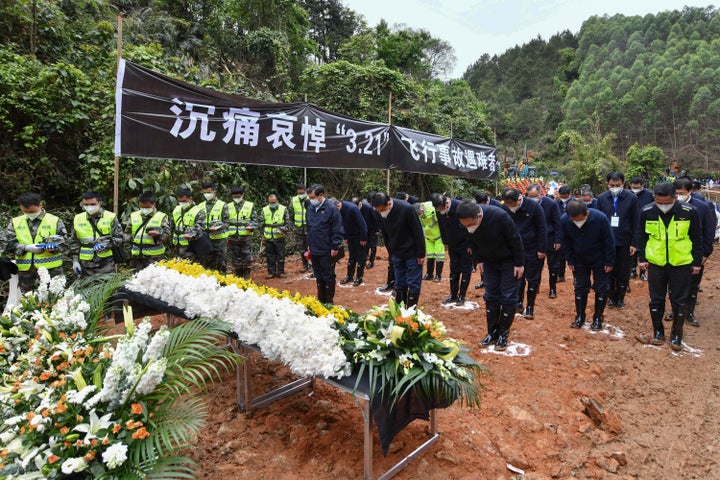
[1,1,718,211]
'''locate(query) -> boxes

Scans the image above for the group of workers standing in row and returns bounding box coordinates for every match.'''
[2,173,716,352]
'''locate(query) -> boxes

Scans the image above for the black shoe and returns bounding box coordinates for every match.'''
[266,274,276,279]
[670,335,683,351]
[475,281,484,289]
[640,272,647,281]
[366,261,374,269]
[607,299,615,308]
[480,333,496,347]
[516,305,524,314]
[523,306,534,319]
[571,316,585,329]
[278,273,287,278]
[379,283,394,292]
[591,317,603,331]
[495,334,509,351]
[626,285,631,293]
[339,276,353,284]
[630,271,638,279]
[686,314,700,327]
[352,277,363,287]
[548,289,557,299]
[442,295,458,304]
[665,312,673,320]
[433,275,442,283]
[558,275,566,283]
[650,331,665,345]
[616,300,625,309]
[422,273,432,280]
[455,297,465,306]
[309,272,315,279]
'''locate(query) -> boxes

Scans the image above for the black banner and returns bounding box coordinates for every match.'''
[115,60,496,179]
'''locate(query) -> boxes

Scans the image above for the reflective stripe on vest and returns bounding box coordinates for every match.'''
[12,213,63,271]
[644,217,693,266]
[198,200,229,240]
[74,211,115,261]
[291,195,306,227]
[130,211,167,256]
[228,201,254,237]
[172,204,203,246]
[263,205,287,239]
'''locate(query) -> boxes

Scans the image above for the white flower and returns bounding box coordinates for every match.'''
[61,456,88,474]
[102,442,128,469]
[74,409,114,441]
[134,358,167,396]
[65,385,97,405]
[142,327,170,363]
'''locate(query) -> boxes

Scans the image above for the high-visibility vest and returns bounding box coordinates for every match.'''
[420,201,442,241]
[73,210,115,261]
[262,205,287,240]
[130,211,167,257]
[198,200,229,240]
[12,213,63,271]
[644,216,693,266]
[291,195,306,227]
[172,204,203,246]
[228,200,254,237]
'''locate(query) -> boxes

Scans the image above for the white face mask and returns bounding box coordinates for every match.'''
[309,198,320,207]
[83,205,100,215]
[232,197,243,204]
[656,203,673,213]
[631,188,642,194]
[609,187,623,196]
[466,223,479,233]
[25,211,41,220]
[573,219,587,228]
[178,201,190,208]
[560,197,570,203]
[508,205,519,213]
[438,208,449,215]
[203,193,214,201]
[379,208,391,218]
[676,194,689,203]
[140,207,154,215]
[298,193,307,199]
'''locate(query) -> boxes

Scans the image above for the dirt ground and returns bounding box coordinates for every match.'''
[185,251,720,480]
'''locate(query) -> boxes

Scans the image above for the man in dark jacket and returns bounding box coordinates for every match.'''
[333,198,368,286]
[456,201,524,351]
[306,185,345,305]
[596,172,638,309]
[630,176,654,280]
[525,184,562,299]
[371,192,425,308]
[353,195,380,269]
[501,187,547,319]
[555,185,574,282]
[431,193,473,306]
[637,183,702,351]
[561,201,615,331]
[674,177,714,327]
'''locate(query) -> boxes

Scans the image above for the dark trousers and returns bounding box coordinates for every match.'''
[311,254,336,286]
[200,239,228,272]
[294,230,309,268]
[483,259,518,310]
[573,264,610,297]
[367,233,378,263]
[448,244,473,276]
[648,263,692,313]
[392,255,422,295]
[347,237,368,276]
[546,245,561,273]
[518,254,544,307]
[17,266,64,294]
[229,236,253,269]
[264,238,286,275]
[609,245,631,301]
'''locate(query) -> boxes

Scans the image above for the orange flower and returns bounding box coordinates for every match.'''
[60,426,69,435]
[48,454,60,464]
[132,427,150,440]
[112,424,121,434]
[55,402,66,414]
[84,451,96,462]
[102,437,110,445]
[131,403,143,415]
[39,371,51,381]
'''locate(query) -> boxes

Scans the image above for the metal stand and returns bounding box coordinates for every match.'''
[228,336,440,480]
[227,337,314,412]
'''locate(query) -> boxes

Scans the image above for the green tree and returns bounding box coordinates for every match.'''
[625,143,665,181]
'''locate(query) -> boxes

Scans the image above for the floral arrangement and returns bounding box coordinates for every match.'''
[337,300,486,408]
[0,269,237,479]
[126,260,351,378]
[129,260,485,409]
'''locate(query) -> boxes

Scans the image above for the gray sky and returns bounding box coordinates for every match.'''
[342,1,715,78]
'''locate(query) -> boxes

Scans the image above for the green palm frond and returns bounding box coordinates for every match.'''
[101,453,198,480]
[71,272,129,326]
[145,396,208,456]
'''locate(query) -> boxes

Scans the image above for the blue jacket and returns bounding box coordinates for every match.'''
[359,200,380,235]
[538,196,561,245]
[596,189,638,247]
[502,197,547,255]
[687,196,715,258]
[339,201,368,242]
[378,199,426,260]
[437,199,469,249]
[560,208,615,268]
[467,205,525,266]
[307,199,344,255]
[634,189,655,209]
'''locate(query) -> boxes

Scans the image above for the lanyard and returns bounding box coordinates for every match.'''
[613,195,619,216]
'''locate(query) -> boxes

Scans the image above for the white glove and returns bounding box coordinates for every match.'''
[24,244,44,254]
[73,260,82,276]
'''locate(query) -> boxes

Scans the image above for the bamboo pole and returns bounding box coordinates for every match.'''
[113,15,123,215]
